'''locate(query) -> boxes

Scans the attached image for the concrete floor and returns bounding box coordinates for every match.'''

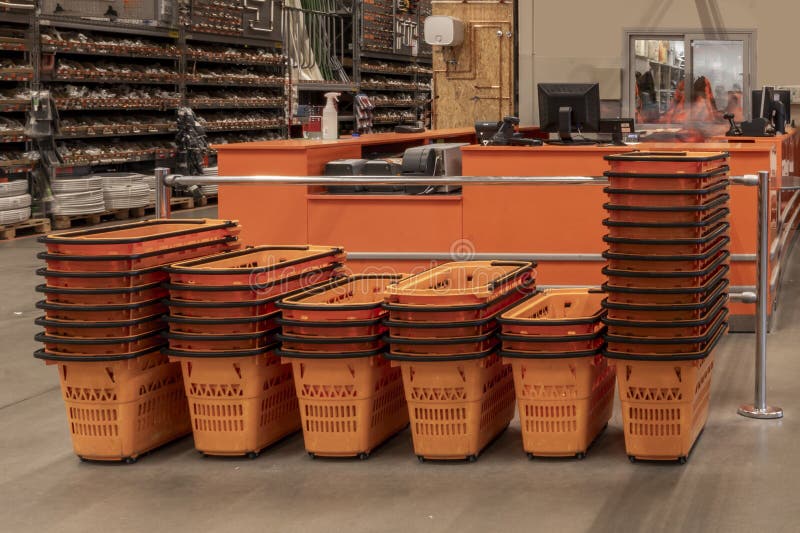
[1,207,798,532]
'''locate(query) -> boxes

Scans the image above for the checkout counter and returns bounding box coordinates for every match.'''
[215,127,800,331]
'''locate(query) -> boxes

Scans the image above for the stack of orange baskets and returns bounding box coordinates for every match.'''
[33,219,241,462]
[498,288,615,459]
[602,151,731,463]
[162,245,345,458]
[383,261,535,462]
[275,275,408,459]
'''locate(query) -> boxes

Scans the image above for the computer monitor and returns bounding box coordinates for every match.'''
[538,83,601,144]
[599,118,636,146]
[752,88,791,133]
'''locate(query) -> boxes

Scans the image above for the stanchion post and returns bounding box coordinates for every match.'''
[738,170,783,419]
[154,167,171,220]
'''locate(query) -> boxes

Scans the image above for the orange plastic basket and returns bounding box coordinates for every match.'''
[38,237,240,273]
[277,317,386,338]
[605,319,727,358]
[386,351,516,461]
[165,263,342,302]
[385,282,535,323]
[498,289,605,337]
[603,208,729,240]
[166,245,346,287]
[602,253,729,290]
[603,181,729,207]
[499,329,605,354]
[278,351,408,458]
[276,332,385,354]
[39,219,240,255]
[387,331,499,357]
[165,329,279,352]
[604,271,728,306]
[603,238,728,273]
[33,347,190,462]
[37,266,167,289]
[36,298,166,322]
[502,353,615,458]
[611,353,715,462]
[35,330,166,357]
[603,222,729,256]
[384,315,497,339]
[604,151,729,177]
[603,287,728,322]
[603,304,729,339]
[36,282,168,306]
[604,195,729,224]
[165,346,301,457]
[384,261,534,306]
[277,274,404,322]
[35,315,164,338]
[165,312,280,335]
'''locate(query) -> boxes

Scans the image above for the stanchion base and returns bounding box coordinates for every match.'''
[737,404,784,419]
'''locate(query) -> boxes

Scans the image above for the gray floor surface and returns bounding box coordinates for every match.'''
[1,206,797,532]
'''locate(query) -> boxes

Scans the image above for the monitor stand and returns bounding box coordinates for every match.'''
[545,106,597,146]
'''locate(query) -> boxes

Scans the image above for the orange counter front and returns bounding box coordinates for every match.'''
[215,128,800,331]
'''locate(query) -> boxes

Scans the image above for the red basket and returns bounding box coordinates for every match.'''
[603,238,728,273]
[603,181,729,207]
[165,312,280,335]
[276,332,385,353]
[277,317,386,338]
[36,281,168,306]
[605,270,729,306]
[603,208,729,240]
[604,151,729,178]
[166,245,345,287]
[603,252,729,291]
[498,289,605,337]
[605,315,728,356]
[385,314,497,339]
[277,274,403,322]
[39,236,239,272]
[36,298,167,322]
[604,194,729,224]
[603,223,729,256]
[499,329,605,353]
[384,261,534,307]
[387,331,499,357]
[165,329,279,351]
[35,315,164,338]
[603,303,729,339]
[385,281,535,323]
[37,266,167,289]
[39,219,240,255]
[165,263,341,302]
[602,289,728,322]
[35,329,166,357]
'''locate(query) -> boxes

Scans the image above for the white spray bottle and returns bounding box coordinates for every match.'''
[322,92,341,140]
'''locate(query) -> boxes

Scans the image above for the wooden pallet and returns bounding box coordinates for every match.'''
[0,218,51,240]
[52,207,148,230]
[170,196,195,210]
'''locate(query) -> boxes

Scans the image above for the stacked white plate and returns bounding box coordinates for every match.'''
[0,193,31,211]
[51,176,103,194]
[0,207,31,225]
[200,167,218,196]
[0,180,27,198]
[50,189,106,216]
[103,182,151,209]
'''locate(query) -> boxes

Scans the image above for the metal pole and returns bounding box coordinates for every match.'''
[738,170,783,419]
[154,167,172,219]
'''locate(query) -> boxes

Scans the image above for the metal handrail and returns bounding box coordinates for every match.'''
[154,167,782,419]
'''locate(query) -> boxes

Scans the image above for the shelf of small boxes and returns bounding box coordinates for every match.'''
[54,94,181,111]
[40,31,181,60]
[55,143,176,167]
[187,94,285,109]
[185,70,284,87]
[52,60,180,84]
[0,63,33,81]
[186,44,284,67]
[57,117,177,139]
[360,62,433,77]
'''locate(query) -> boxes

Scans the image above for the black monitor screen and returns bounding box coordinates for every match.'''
[538,83,601,143]
[752,89,791,124]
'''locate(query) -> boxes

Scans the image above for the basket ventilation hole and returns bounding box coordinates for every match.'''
[347,364,356,378]
[233,364,242,379]
[458,368,466,383]
[674,367,683,383]
[409,367,415,382]
[299,363,306,379]
[626,366,632,381]
[106,368,115,384]
[186,361,192,377]
[569,364,577,378]
[61,366,68,381]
